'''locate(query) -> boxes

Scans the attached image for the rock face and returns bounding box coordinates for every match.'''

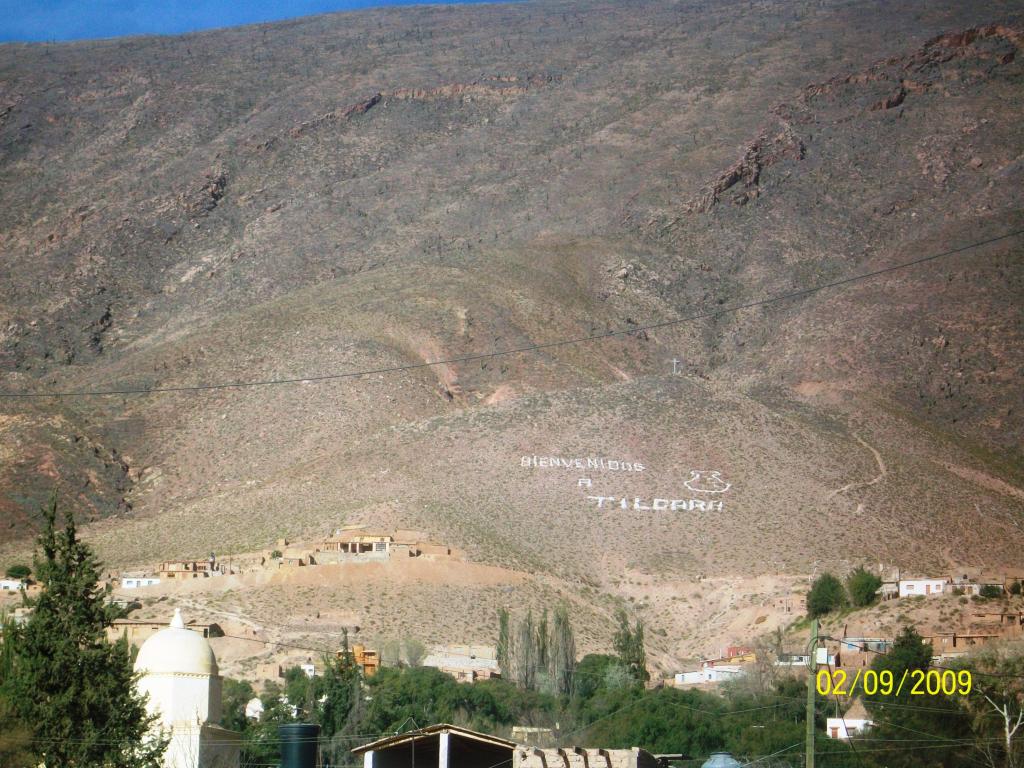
[683,119,805,213]
[0,0,1021,587]
[684,23,1022,213]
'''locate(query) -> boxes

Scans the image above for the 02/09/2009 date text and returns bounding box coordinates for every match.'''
[816,668,972,696]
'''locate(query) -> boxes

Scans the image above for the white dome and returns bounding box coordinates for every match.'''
[134,609,218,676]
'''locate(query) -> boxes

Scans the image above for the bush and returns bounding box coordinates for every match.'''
[979,584,1003,599]
[806,573,846,618]
[4,565,30,580]
[846,566,882,607]
[270,549,282,559]
[1009,580,1021,596]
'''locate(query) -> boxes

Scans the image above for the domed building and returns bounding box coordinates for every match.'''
[135,609,240,768]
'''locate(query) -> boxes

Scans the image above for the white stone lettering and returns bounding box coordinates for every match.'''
[522,455,645,472]
[684,470,731,493]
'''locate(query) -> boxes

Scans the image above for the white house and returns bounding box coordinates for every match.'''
[775,653,810,667]
[244,697,264,721]
[0,579,24,591]
[826,699,873,740]
[122,576,161,589]
[300,662,316,678]
[898,578,948,597]
[675,664,746,685]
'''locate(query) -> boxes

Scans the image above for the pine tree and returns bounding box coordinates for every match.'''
[0,496,167,768]
[0,692,35,768]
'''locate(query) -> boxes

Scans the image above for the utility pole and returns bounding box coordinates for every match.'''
[806,618,818,768]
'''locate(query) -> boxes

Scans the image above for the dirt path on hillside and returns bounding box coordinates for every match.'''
[829,433,887,499]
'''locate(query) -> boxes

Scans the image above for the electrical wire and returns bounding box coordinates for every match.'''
[2,228,1020,399]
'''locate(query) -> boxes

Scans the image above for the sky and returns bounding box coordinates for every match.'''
[0,0,498,43]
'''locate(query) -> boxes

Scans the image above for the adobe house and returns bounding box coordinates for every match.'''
[158,560,215,579]
[106,618,224,647]
[354,723,515,768]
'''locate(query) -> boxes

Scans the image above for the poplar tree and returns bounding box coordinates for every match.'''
[536,607,549,670]
[0,496,167,768]
[497,607,510,674]
[548,605,576,696]
[514,611,536,690]
[613,608,649,684]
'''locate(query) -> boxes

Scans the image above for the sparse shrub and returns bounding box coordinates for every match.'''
[959,597,969,605]
[806,572,846,618]
[270,549,282,559]
[1010,580,1021,596]
[952,586,965,596]
[979,585,1003,599]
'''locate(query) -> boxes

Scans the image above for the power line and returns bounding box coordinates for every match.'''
[2,228,1021,399]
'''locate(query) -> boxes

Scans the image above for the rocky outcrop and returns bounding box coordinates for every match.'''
[274,74,560,144]
[683,120,805,213]
[185,168,228,217]
[683,24,1021,214]
[805,23,1021,103]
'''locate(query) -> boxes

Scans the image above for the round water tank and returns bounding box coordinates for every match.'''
[701,753,742,768]
[279,723,321,768]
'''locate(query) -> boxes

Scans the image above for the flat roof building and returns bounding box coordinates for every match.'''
[354,723,515,768]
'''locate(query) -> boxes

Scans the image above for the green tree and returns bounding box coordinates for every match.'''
[806,572,846,618]
[861,627,972,767]
[846,566,882,607]
[536,607,549,670]
[4,564,30,581]
[0,692,35,768]
[1009,580,1022,596]
[549,604,576,697]
[403,637,426,667]
[380,638,401,667]
[319,654,362,760]
[514,611,537,689]
[613,608,648,684]
[497,607,510,674]
[959,648,1024,768]
[221,677,256,733]
[241,687,297,768]
[0,496,167,768]
[980,584,1004,599]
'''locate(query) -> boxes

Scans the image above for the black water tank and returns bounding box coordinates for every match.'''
[279,723,321,768]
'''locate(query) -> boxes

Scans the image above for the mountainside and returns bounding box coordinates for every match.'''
[2,0,1023,658]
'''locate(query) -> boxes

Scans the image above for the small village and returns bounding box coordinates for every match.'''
[4,534,1023,766]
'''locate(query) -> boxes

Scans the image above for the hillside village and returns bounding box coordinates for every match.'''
[5,538,1023,695]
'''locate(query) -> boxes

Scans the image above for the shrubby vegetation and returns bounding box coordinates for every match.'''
[845,566,882,608]
[3,564,31,581]
[807,572,847,617]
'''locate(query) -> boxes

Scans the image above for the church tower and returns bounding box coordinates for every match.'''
[135,609,240,768]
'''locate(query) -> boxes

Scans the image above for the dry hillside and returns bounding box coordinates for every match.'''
[1,0,1023,661]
